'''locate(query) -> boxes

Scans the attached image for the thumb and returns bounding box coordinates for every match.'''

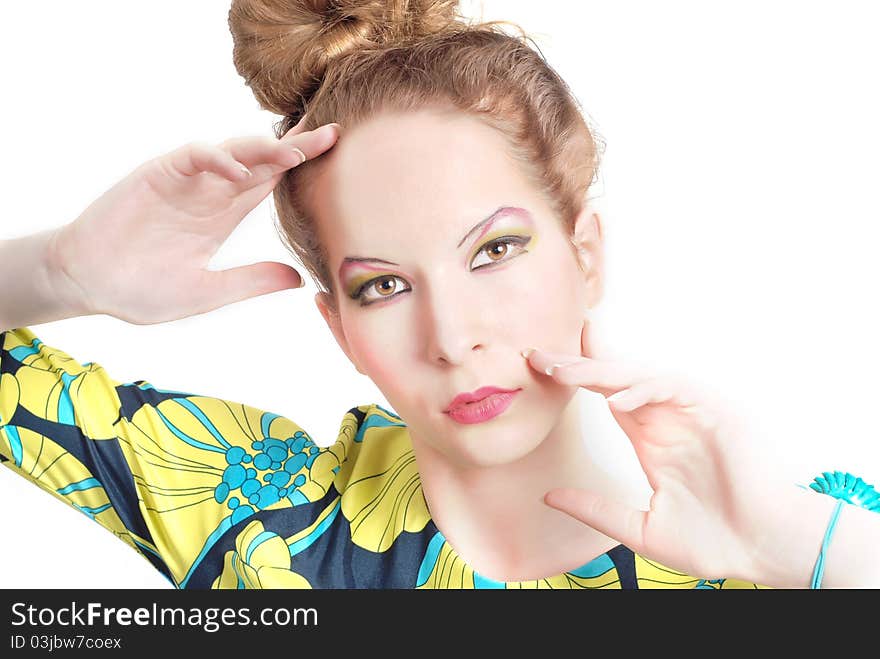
[544,487,646,553]
[205,261,304,308]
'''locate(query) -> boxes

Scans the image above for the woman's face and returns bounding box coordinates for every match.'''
[310,106,603,468]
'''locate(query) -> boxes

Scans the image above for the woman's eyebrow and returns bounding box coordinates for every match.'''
[456,206,531,248]
[339,206,531,277]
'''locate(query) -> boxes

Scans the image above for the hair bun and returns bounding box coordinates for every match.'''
[229,0,465,117]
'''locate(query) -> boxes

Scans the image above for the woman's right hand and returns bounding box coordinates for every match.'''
[47,120,340,325]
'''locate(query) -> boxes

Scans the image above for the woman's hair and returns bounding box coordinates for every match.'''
[228,0,604,315]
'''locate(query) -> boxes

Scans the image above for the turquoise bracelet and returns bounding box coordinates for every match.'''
[802,471,880,589]
[810,498,845,589]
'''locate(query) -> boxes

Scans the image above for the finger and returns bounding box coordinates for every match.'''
[221,123,341,182]
[283,112,310,137]
[235,112,309,171]
[606,378,679,412]
[202,261,305,311]
[608,379,724,437]
[285,122,340,158]
[522,348,649,398]
[544,487,647,555]
[220,135,308,172]
[169,123,341,186]
[170,141,253,181]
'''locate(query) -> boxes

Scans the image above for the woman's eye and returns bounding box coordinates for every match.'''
[352,275,410,306]
[473,236,531,270]
[352,236,531,307]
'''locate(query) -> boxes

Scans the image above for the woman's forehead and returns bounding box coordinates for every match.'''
[311,108,550,256]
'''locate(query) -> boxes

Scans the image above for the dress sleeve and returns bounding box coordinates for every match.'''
[0,327,334,589]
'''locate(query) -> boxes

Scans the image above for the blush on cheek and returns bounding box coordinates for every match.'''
[351,340,400,393]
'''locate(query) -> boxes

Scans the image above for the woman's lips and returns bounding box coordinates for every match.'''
[444,389,521,425]
[445,386,518,410]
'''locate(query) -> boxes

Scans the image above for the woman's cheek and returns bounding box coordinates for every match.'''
[515,271,580,349]
[541,255,590,350]
[348,326,407,395]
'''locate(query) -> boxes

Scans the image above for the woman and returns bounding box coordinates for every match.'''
[1,0,879,589]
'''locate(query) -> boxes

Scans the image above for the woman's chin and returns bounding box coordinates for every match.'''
[427,415,551,468]
[458,436,547,469]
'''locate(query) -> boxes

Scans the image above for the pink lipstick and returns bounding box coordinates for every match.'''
[444,386,521,425]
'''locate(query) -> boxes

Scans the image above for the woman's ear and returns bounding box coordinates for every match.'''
[571,202,604,309]
[315,292,366,375]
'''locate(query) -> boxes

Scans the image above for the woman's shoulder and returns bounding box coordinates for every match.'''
[319,403,431,550]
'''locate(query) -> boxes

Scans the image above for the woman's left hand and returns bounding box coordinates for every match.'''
[524,319,780,582]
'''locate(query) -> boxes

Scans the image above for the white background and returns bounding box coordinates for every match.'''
[2,1,879,588]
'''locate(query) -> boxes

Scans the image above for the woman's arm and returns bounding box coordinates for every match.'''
[0,229,90,332]
[3,123,338,333]
[0,327,336,588]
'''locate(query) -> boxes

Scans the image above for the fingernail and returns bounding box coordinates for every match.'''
[239,164,253,177]
[291,147,307,166]
[520,348,536,359]
[544,362,574,375]
[317,123,340,137]
[607,390,627,403]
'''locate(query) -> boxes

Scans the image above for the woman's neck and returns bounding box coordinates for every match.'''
[410,394,627,582]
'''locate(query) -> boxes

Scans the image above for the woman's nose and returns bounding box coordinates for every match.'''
[419,284,485,366]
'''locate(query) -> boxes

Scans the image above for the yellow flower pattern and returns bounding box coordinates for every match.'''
[213,520,311,589]
[335,414,431,552]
